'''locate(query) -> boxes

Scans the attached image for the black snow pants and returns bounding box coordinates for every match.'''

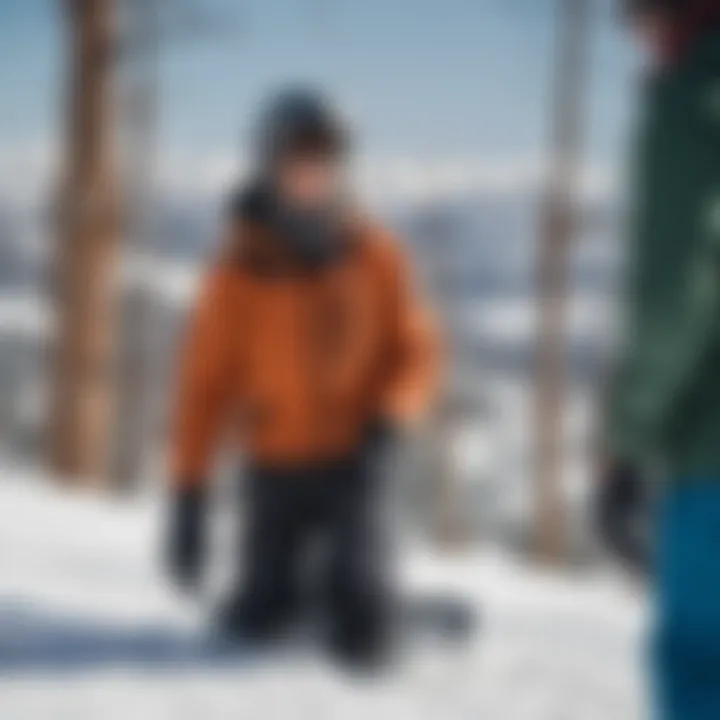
[223,442,392,657]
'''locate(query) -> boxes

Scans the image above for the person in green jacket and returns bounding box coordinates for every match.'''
[601,1,720,717]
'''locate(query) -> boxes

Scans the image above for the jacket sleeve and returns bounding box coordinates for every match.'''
[169,265,238,487]
[379,239,442,426]
[605,190,720,462]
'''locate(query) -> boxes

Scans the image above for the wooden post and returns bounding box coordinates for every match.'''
[49,0,119,483]
[534,0,592,562]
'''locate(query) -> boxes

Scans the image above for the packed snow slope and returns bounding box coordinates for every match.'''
[0,466,647,719]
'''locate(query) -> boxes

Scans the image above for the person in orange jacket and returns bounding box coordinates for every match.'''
[166,87,441,666]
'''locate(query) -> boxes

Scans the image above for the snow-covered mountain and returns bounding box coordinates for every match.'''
[0,186,623,557]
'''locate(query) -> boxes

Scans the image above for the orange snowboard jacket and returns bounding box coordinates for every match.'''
[170,214,441,486]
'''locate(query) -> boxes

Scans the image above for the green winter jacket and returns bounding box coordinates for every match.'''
[606,30,720,478]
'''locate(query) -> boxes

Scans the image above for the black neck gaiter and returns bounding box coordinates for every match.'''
[241,180,348,270]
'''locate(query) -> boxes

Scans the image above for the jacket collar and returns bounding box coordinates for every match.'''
[227,184,363,278]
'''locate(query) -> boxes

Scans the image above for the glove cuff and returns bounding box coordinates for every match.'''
[168,483,207,589]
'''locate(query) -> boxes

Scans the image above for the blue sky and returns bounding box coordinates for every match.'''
[0,0,637,199]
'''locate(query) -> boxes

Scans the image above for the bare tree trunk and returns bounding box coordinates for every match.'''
[534,0,592,563]
[109,1,241,490]
[111,0,160,490]
[49,0,119,484]
[413,209,466,550]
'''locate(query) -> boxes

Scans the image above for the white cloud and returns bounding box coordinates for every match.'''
[0,141,616,211]
[0,140,59,211]
[154,149,617,206]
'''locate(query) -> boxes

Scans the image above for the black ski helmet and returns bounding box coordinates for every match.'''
[253,87,350,176]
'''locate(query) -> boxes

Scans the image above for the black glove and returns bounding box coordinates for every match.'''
[595,459,654,574]
[365,417,398,453]
[167,484,207,591]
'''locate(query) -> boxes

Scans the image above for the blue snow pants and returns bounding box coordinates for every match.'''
[654,480,720,720]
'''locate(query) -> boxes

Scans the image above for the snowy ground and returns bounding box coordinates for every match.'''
[0,466,648,719]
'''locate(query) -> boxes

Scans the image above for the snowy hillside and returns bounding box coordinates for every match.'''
[0,466,647,719]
